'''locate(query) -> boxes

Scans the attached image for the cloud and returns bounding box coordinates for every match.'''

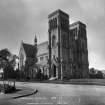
[0,0,28,52]
[89,52,105,70]
[77,0,105,69]
[78,0,105,17]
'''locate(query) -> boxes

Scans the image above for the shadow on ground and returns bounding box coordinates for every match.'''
[13,89,38,99]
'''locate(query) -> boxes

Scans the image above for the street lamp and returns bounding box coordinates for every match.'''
[60,58,63,80]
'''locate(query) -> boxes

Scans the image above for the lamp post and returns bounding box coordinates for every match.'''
[60,58,63,80]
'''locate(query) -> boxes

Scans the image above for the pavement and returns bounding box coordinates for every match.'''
[9,86,36,99]
[15,82,105,105]
[0,83,36,105]
[1,81,105,105]
[0,84,35,99]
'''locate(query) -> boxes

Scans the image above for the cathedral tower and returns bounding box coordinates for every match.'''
[48,9,70,79]
[70,21,89,78]
[76,22,89,78]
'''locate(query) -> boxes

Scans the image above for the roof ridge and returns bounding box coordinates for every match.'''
[37,41,48,46]
[22,42,33,46]
[22,42,36,57]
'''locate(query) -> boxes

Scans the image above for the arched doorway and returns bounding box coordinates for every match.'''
[53,65,56,77]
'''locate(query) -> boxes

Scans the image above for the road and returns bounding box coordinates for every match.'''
[0,81,105,105]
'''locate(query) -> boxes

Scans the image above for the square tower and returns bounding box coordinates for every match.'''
[70,21,89,78]
[48,9,70,79]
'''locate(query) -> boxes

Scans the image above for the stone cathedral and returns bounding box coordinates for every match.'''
[19,9,89,80]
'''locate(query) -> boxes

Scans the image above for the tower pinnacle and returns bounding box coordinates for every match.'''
[34,34,37,46]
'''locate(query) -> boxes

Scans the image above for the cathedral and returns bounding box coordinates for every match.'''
[19,9,89,80]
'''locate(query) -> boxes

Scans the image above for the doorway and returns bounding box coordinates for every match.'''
[53,65,56,77]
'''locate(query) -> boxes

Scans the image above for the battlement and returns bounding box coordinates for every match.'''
[70,21,86,29]
[48,9,69,18]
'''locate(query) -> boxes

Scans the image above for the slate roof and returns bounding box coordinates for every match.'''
[22,43,36,57]
[22,41,48,58]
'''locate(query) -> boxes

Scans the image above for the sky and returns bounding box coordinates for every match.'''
[0,0,105,70]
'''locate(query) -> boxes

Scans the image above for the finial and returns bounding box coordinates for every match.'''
[35,34,37,39]
[34,34,37,45]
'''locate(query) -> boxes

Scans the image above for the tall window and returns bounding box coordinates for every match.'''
[69,48,73,61]
[52,35,56,47]
[62,34,67,48]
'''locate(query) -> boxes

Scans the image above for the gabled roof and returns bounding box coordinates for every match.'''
[21,41,48,57]
[22,43,35,57]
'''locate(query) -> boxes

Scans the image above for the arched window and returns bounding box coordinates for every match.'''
[52,35,56,47]
[62,34,67,48]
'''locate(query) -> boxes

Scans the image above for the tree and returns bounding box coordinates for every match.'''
[9,55,18,69]
[0,48,17,79]
[24,46,38,79]
[0,49,11,68]
[89,68,104,79]
[35,69,42,80]
[24,57,35,79]
[96,71,103,79]
[35,69,46,80]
